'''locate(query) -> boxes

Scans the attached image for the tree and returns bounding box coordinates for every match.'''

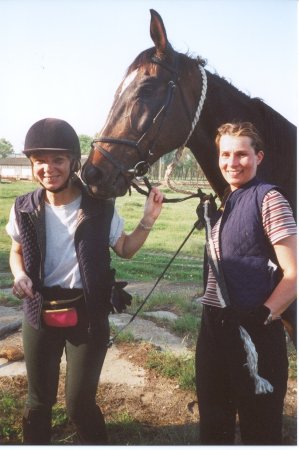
[79,134,93,155]
[0,138,14,158]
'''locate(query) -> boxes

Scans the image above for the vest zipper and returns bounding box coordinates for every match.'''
[75,213,98,335]
[28,210,45,328]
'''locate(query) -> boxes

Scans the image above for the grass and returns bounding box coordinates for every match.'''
[0,392,22,442]
[0,274,13,288]
[147,350,195,391]
[170,313,200,338]
[106,411,178,446]
[288,345,297,379]
[130,290,201,314]
[110,323,135,344]
[0,290,21,307]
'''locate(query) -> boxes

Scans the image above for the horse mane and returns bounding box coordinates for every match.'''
[207,71,296,149]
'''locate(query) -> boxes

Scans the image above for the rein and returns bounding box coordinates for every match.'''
[90,55,207,184]
[132,176,206,203]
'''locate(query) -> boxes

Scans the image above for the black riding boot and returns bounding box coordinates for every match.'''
[73,405,108,444]
[22,407,52,444]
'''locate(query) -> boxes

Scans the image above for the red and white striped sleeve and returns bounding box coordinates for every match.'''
[262,190,296,245]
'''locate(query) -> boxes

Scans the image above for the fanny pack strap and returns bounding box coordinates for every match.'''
[43,294,84,307]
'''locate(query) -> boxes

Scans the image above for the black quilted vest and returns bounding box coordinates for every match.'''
[219,177,283,310]
[15,184,114,331]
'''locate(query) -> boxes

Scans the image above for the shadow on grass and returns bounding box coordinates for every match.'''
[51,421,200,445]
[1,414,296,445]
[106,415,297,446]
[67,414,296,445]
[106,421,199,445]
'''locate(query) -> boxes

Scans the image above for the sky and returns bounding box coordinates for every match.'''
[0,0,297,153]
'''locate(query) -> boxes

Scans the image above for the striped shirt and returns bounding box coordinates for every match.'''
[201,190,296,308]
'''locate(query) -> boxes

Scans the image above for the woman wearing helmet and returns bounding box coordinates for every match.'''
[6,118,164,444]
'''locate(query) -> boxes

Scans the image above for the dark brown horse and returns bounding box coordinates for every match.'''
[81,9,296,214]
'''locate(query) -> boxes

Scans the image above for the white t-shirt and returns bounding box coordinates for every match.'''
[6,195,124,288]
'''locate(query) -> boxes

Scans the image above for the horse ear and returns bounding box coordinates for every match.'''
[150,9,169,57]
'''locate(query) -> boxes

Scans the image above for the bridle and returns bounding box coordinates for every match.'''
[88,54,208,186]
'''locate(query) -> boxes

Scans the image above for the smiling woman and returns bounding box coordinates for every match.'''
[5,116,164,445]
[196,121,297,445]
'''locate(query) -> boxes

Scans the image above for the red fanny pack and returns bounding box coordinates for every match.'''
[42,308,78,327]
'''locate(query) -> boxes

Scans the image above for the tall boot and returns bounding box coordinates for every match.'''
[22,407,52,444]
[73,405,108,444]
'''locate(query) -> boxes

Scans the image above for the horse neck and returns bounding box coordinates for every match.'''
[188,70,296,211]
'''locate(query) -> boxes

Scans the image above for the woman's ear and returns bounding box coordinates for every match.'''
[257,150,264,165]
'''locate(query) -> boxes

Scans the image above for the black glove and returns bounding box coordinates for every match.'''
[244,305,272,327]
[110,281,132,313]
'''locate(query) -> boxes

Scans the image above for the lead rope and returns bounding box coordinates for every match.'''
[165,63,207,195]
[203,199,273,395]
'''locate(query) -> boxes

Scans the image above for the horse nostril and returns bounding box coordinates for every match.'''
[82,165,103,185]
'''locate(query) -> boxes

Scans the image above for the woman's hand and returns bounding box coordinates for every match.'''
[112,187,164,259]
[12,271,34,299]
[141,187,164,228]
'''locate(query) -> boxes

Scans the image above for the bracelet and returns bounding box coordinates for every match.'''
[139,221,153,231]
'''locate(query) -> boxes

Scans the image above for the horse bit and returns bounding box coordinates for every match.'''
[88,54,208,187]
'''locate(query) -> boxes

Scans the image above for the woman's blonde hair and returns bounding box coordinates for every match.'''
[215,122,264,154]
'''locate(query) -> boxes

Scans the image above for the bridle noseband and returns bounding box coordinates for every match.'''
[89,54,207,185]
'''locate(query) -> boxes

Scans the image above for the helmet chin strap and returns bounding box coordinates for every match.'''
[39,160,78,193]
[42,176,71,193]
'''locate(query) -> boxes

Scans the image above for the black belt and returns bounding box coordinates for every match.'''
[41,286,84,308]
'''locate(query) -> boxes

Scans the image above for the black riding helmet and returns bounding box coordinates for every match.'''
[24,118,81,192]
[23,118,81,160]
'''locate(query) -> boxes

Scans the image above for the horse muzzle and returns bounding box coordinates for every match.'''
[81,162,129,199]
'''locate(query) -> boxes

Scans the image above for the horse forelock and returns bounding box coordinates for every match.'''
[126,47,158,77]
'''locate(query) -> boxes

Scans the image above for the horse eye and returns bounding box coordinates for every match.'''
[140,86,154,98]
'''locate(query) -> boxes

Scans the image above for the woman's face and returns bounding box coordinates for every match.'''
[31,151,71,191]
[218,135,264,190]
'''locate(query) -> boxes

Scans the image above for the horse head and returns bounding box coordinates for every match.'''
[81,9,205,199]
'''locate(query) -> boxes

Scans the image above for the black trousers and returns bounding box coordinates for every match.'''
[195,305,289,445]
[22,306,109,444]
